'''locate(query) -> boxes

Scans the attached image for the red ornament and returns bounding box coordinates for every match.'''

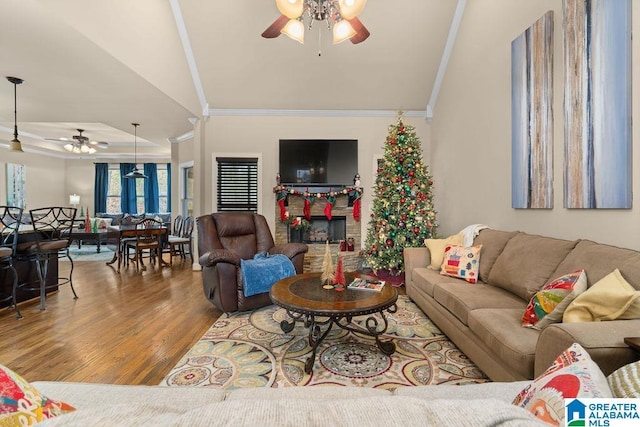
[390,139,396,145]
[400,198,405,204]
[413,227,420,234]
[386,239,394,247]
[399,158,404,163]
[408,171,414,177]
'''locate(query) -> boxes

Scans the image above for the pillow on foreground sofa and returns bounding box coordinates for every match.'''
[404,228,640,382]
[7,343,637,426]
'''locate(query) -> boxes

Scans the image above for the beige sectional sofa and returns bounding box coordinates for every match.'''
[34,381,545,426]
[404,229,640,382]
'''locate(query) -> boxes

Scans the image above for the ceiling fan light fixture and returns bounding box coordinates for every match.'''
[281,19,305,43]
[337,0,366,20]
[276,0,304,19]
[333,19,356,44]
[9,138,23,152]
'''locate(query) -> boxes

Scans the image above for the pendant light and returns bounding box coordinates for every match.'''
[6,76,24,152]
[125,123,147,179]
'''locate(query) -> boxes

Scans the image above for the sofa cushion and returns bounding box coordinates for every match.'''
[0,365,75,424]
[33,381,226,409]
[433,282,525,325]
[607,360,640,398]
[412,267,462,297]
[521,270,587,330]
[473,229,518,283]
[467,308,538,379]
[549,239,640,290]
[393,381,530,402]
[487,233,578,301]
[563,269,640,322]
[227,386,391,400]
[424,233,463,270]
[512,343,612,426]
[440,244,482,284]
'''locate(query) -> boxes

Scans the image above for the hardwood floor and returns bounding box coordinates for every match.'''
[0,255,222,385]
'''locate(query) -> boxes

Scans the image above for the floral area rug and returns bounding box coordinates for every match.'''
[160,296,489,390]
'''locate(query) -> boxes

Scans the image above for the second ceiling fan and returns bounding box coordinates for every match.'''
[46,129,109,154]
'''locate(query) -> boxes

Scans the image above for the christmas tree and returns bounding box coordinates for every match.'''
[363,116,438,273]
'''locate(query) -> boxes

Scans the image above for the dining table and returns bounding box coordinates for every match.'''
[105,223,169,272]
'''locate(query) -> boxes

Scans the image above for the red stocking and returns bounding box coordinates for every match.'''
[278,198,287,221]
[303,197,311,221]
[352,197,361,221]
[324,195,336,220]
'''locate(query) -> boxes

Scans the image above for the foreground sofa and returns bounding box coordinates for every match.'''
[404,229,640,381]
[34,381,545,426]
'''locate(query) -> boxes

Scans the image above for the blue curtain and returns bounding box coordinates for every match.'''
[120,163,137,214]
[94,163,109,214]
[144,163,159,213]
[167,163,172,213]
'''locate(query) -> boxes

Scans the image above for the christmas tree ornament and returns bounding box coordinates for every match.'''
[321,241,335,286]
[333,253,346,288]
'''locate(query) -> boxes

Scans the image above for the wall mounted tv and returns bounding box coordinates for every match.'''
[279,139,358,186]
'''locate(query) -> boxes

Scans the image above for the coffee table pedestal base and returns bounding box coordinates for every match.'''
[280,304,397,374]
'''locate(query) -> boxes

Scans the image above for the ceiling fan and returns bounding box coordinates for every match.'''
[45,129,108,154]
[262,0,370,45]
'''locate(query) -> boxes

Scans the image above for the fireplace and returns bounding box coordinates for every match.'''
[290,216,346,244]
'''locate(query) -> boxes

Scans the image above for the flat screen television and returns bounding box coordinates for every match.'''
[279,139,358,186]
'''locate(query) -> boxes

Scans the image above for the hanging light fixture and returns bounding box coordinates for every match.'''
[6,76,24,152]
[263,0,369,45]
[125,123,147,179]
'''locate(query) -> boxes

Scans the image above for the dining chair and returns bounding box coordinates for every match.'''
[172,215,183,237]
[124,218,163,271]
[15,207,77,314]
[167,216,193,265]
[0,206,23,319]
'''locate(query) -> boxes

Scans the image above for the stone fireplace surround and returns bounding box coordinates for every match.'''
[274,189,362,272]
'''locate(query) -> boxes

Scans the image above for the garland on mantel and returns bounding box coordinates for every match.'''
[273,182,363,227]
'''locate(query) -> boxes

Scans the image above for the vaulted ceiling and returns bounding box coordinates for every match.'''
[0,0,462,159]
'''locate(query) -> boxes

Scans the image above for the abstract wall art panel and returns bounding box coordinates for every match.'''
[563,0,632,209]
[511,11,554,209]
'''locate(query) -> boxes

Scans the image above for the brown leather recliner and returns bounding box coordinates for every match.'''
[197,212,308,313]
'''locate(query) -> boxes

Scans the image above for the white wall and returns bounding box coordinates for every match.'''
[1,151,67,211]
[431,0,640,250]
[199,115,431,240]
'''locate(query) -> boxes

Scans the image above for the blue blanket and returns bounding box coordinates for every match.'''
[241,253,296,297]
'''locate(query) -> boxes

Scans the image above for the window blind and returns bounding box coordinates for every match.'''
[216,157,258,212]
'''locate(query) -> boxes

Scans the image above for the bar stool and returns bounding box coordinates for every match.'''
[15,207,77,313]
[0,206,23,319]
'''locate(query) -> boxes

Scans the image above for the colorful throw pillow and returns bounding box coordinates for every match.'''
[521,270,587,330]
[512,343,612,426]
[563,269,640,322]
[0,365,75,425]
[608,360,640,398]
[440,244,482,284]
[424,233,464,270]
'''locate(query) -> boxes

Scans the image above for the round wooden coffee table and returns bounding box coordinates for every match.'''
[270,272,398,373]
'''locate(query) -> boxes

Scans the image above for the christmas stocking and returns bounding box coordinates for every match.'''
[352,194,361,221]
[303,196,312,221]
[324,195,336,220]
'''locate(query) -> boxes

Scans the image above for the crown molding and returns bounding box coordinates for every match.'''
[207,109,427,118]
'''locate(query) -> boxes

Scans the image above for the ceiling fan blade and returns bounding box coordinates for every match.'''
[348,17,370,44]
[45,137,70,142]
[262,15,289,38]
[89,141,109,149]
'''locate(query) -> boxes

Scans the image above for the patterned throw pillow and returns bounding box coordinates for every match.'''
[0,365,75,425]
[512,343,612,426]
[440,244,482,284]
[424,233,464,270]
[608,360,640,398]
[521,270,587,330]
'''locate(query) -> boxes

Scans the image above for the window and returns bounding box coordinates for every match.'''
[106,166,121,213]
[216,157,258,212]
[105,163,170,214]
[182,165,194,217]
